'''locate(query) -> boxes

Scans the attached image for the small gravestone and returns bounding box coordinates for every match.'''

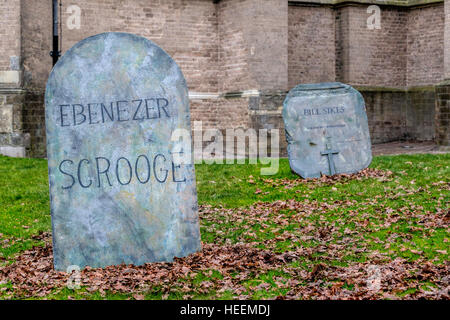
[45,32,200,271]
[282,82,372,178]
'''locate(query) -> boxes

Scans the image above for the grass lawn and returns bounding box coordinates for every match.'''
[0,153,448,299]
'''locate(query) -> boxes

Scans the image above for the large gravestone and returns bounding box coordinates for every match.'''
[283,82,372,178]
[45,32,200,271]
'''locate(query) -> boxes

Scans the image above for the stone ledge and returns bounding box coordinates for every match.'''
[436,79,450,87]
[354,85,437,92]
[0,87,26,94]
[0,145,26,158]
[288,0,443,7]
[188,92,220,100]
[0,71,22,86]
[435,145,450,151]
[190,86,439,100]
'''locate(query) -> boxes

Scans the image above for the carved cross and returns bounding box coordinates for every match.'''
[320,137,339,175]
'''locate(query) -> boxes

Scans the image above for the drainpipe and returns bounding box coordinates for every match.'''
[50,0,60,66]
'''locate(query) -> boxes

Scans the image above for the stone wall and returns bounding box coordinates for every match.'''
[287,1,444,88]
[288,4,336,87]
[0,0,25,157]
[23,0,219,93]
[217,0,254,92]
[435,0,450,149]
[22,90,46,158]
[21,0,53,90]
[287,1,443,146]
[445,0,450,79]
[241,0,288,92]
[0,89,28,157]
[407,4,445,86]
[0,0,21,72]
[435,82,450,147]
[336,5,408,87]
[360,87,436,144]
[0,0,448,158]
[407,87,436,140]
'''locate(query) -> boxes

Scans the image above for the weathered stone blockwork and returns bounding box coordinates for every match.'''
[438,0,450,148]
[0,0,21,72]
[360,87,436,143]
[0,0,448,157]
[407,87,437,140]
[0,89,29,157]
[288,5,336,87]
[336,5,408,87]
[445,0,450,79]
[218,0,254,92]
[407,5,445,86]
[435,82,450,148]
[288,1,445,146]
[22,91,46,158]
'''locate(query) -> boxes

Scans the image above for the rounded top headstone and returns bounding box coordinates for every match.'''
[45,32,200,271]
[46,32,189,149]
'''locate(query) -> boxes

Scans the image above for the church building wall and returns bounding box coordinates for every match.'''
[0,0,448,158]
[288,5,336,87]
[407,4,445,86]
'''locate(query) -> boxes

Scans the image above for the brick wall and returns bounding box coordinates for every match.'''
[23,0,219,93]
[435,83,450,147]
[243,0,288,91]
[340,5,408,87]
[362,89,408,143]
[335,6,350,83]
[407,4,445,86]
[0,0,25,157]
[0,0,21,71]
[21,0,52,89]
[407,87,436,140]
[22,90,46,157]
[289,3,445,88]
[288,5,336,87]
[289,2,446,88]
[357,87,436,144]
[287,2,441,145]
[445,0,450,79]
[20,0,223,157]
[218,0,288,92]
[0,89,28,157]
[218,0,255,92]
[434,1,450,149]
[190,96,250,130]
[1,0,448,158]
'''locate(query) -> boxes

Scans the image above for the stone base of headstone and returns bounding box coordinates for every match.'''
[435,81,450,149]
